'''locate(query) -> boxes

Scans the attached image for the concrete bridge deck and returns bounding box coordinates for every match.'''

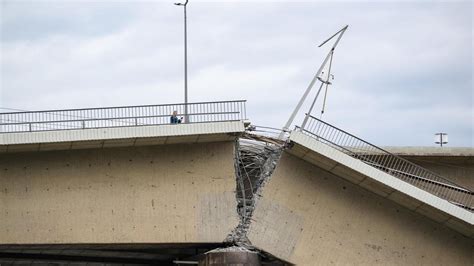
[0,120,244,153]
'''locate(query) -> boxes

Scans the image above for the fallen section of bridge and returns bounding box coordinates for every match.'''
[244,117,473,265]
[291,116,473,226]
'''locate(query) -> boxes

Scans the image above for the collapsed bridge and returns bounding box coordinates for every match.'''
[0,100,472,265]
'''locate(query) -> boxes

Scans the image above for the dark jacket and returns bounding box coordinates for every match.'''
[170,115,181,124]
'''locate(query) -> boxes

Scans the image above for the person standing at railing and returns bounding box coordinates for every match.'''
[170,111,182,124]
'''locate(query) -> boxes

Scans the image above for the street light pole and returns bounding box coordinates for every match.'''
[175,0,189,123]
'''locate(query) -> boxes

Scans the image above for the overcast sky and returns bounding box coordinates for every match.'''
[1,0,472,147]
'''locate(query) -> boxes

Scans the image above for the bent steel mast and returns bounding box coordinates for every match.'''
[280,25,348,138]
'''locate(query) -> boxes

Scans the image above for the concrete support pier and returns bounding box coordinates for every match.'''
[199,247,261,266]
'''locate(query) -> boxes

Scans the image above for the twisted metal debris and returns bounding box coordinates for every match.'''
[226,127,287,247]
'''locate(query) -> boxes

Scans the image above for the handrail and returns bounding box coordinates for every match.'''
[1,111,240,126]
[0,100,247,133]
[0,100,247,115]
[299,114,473,209]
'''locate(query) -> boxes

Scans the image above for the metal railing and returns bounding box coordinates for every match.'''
[299,114,473,210]
[0,100,246,133]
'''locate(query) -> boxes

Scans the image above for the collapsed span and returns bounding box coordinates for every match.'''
[226,132,285,248]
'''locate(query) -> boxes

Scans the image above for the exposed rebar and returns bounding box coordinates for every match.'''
[226,130,286,247]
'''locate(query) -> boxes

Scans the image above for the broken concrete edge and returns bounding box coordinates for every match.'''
[250,142,286,212]
[225,135,287,250]
[225,139,251,246]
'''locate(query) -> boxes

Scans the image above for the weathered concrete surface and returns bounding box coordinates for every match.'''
[247,152,473,265]
[0,142,239,244]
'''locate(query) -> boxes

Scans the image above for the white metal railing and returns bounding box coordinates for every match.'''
[0,100,246,133]
[299,115,473,211]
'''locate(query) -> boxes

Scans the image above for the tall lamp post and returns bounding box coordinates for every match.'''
[175,0,189,123]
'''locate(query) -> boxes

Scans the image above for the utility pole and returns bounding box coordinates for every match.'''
[175,0,189,123]
[435,133,448,147]
[279,25,348,139]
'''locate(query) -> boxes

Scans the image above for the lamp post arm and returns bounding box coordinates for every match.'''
[281,50,332,134]
[279,25,348,138]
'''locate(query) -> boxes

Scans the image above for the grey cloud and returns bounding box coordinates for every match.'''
[1,0,472,147]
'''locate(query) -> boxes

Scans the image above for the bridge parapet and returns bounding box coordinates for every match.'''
[0,101,247,153]
[0,100,246,133]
